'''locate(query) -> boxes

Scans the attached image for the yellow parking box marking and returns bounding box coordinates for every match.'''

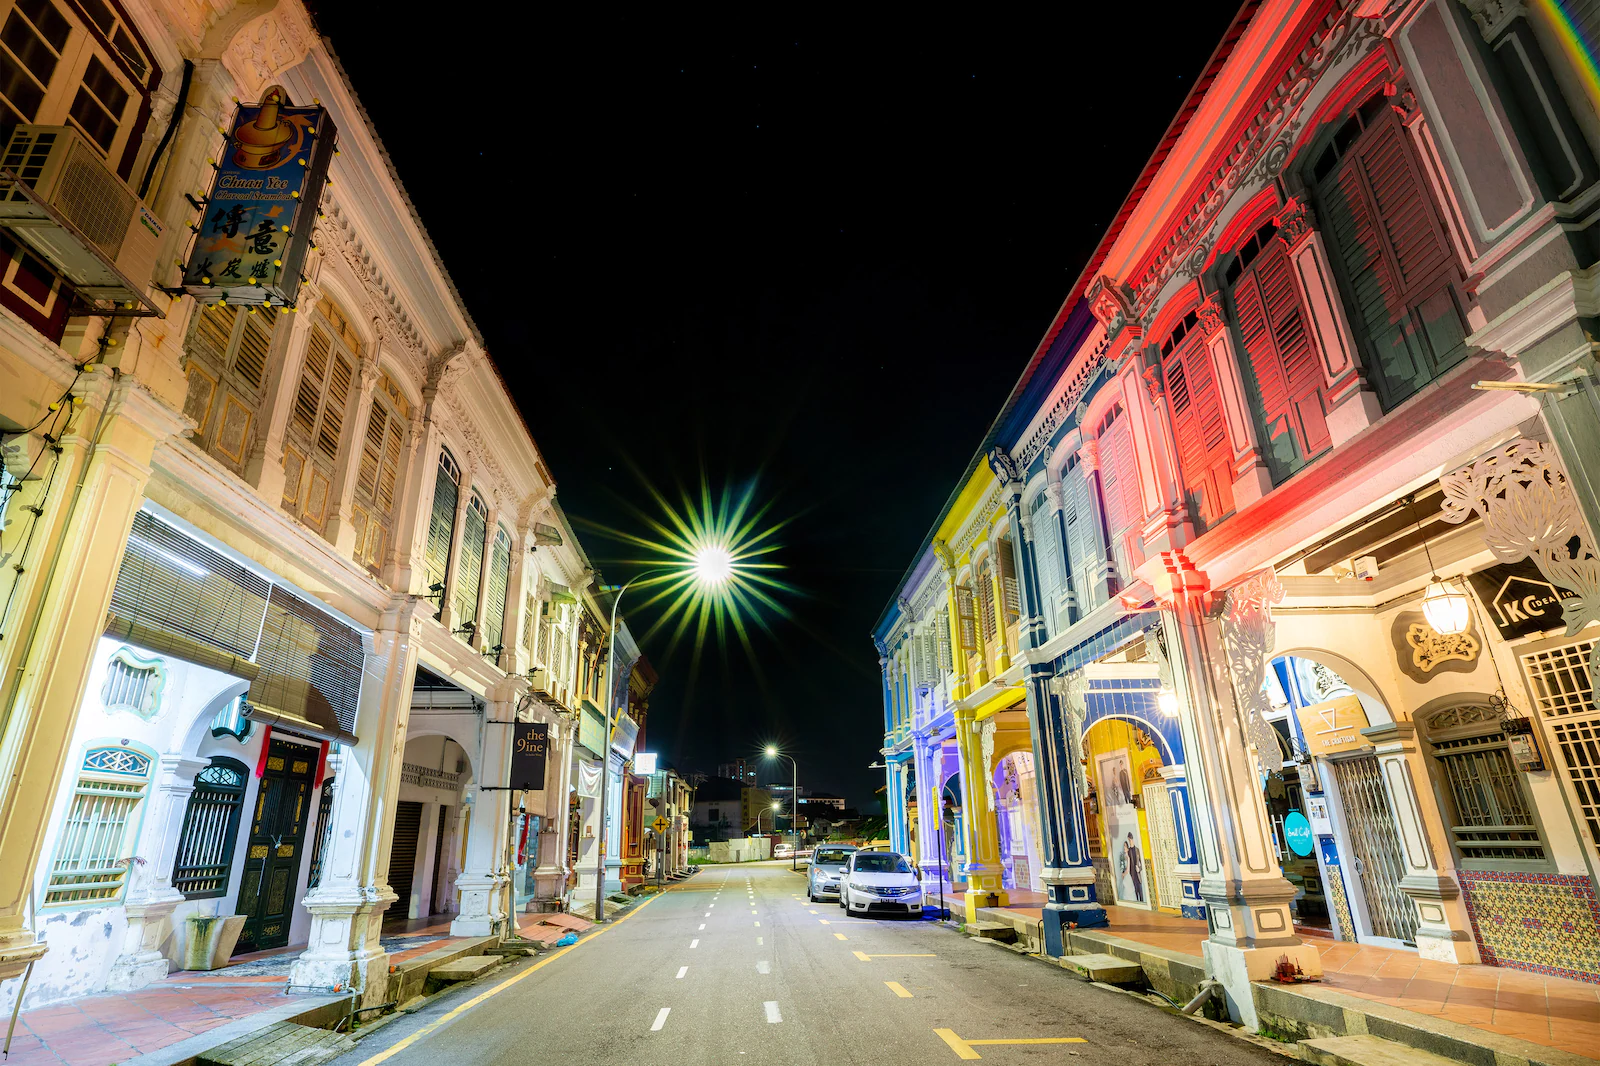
[935,1030,979,1060]
[885,981,913,998]
[853,950,872,961]
[934,1029,1086,1059]
[833,933,848,941]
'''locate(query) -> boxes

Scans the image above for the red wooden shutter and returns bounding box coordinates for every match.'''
[1234,240,1332,473]
[1164,330,1234,527]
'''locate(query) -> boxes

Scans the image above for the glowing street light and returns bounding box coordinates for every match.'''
[764,745,799,869]
[692,543,733,585]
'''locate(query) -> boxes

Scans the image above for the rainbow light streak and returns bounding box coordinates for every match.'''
[574,473,794,668]
[1533,0,1600,114]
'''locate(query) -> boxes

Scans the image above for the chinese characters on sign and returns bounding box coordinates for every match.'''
[509,722,549,791]
[183,90,337,307]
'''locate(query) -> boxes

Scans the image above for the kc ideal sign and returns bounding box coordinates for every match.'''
[1467,559,1576,641]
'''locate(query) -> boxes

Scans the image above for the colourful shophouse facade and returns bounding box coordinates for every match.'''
[878,0,1600,1027]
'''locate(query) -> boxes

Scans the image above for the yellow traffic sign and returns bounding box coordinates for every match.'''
[652,817,670,832]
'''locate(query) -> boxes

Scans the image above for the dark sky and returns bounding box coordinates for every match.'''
[305,7,1238,810]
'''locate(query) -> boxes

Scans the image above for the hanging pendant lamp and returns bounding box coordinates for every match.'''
[1410,494,1470,636]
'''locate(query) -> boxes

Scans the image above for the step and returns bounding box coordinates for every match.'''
[199,1021,354,1066]
[1057,952,1145,985]
[423,954,500,993]
[966,921,1018,943]
[1298,1034,1459,1066]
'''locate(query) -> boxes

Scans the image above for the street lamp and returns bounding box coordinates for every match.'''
[753,801,781,837]
[764,745,799,869]
[592,548,730,921]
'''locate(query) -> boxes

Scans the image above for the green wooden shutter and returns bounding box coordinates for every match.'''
[452,493,488,630]
[481,526,512,654]
[424,451,459,616]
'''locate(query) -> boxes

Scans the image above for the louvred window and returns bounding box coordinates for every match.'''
[1160,309,1234,528]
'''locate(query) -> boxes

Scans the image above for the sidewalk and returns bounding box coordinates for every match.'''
[0,912,530,1066]
[986,897,1600,1060]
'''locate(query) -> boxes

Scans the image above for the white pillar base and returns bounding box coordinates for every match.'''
[1202,939,1324,1031]
[450,872,509,938]
[289,886,395,1009]
[106,895,182,991]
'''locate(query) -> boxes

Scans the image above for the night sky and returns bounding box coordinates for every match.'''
[306,7,1239,810]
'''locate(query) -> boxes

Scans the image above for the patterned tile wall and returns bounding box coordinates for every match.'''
[1457,870,1600,983]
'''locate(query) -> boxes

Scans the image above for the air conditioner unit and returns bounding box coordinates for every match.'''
[0,126,164,306]
[527,666,553,699]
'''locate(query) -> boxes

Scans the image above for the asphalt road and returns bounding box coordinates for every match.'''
[331,862,1285,1066]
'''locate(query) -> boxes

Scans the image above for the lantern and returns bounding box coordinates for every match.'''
[1421,578,1470,636]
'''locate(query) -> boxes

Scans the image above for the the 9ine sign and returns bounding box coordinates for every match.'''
[510,722,550,791]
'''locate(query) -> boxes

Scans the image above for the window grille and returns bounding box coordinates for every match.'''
[172,757,248,898]
[481,525,512,654]
[1431,733,1545,865]
[307,778,336,889]
[453,493,489,633]
[209,693,252,741]
[1522,636,1600,858]
[100,648,162,718]
[45,745,151,905]
[423,449,460,619]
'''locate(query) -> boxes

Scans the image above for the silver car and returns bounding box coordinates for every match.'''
[806,845,857,901]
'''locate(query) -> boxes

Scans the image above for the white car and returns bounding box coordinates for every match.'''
[839,850,923,917]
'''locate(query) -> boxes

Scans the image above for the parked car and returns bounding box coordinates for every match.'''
[806,845,857,901]
[839,850,923,917]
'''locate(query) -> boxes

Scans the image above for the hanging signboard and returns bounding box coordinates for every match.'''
[509,721,549,791]
[183,89,336,307]
[578,704,605,756]
[1466,559,1576,641]
[612,714,639,759]
[1294,695,1372,759]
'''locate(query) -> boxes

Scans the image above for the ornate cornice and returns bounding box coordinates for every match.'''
[1015,331,1113,470]
[320,199,427,374]
[1126,6,1380,314]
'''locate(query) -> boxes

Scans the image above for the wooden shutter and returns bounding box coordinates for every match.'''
[182,302,275,474]
[1320,111,1464,408]
[975,558,997,641]
[482,526,512,652]
[997,541,1020,622]
[1097,414,1141,581]
[937,614,952,672]
[1232,240,1331,479]
[1063,472,1100,612]
[1031,494,1063,626]
[955,584,977,653]
[424,453,459,613]
[453,494,488,628]
[351,377,408,574]
[1164,329,1235,526]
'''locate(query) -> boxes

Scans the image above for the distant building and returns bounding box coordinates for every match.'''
[689,776,773,840]
[803,793,846,811]
[716,759,759,785]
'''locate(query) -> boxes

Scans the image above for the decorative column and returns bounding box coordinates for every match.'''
[453,675,526,937]
[108,753,208,990]
[290,596,424,1009]
[953,707,1008,921]
[1025,667,1106,953]
[1156,557,1320,1029]
[1273,198,1378,446]
[887,755,912,855]
[534,716,576,905]
[245,288,321,506]
[0,381,181,985]
[1364,722,1478,963]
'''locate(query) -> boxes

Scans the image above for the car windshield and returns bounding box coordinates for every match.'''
[853,853,911,874]
[814,849,853,865]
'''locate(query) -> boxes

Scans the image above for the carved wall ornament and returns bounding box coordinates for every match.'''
[987,446,1022,486]
[1439,438,1600,685]
[1460,0,1527,41]
[1405,622,1481,673]
[1142,364,1164,405]
[980,717,997,813]
[1423,703,1500,735]
[1087,276,1137,335]
[1220,569,1286,772]
[932,538,954,570]
[1275,197,1316,247]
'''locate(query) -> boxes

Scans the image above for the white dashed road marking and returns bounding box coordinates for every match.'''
[756,960,770,974]
[677,967,688,979]
[652,1008,671,1031]
[764,1001,782,1023]
[690,939,699,949]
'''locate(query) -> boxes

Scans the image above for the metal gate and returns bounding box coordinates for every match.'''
[1142,781,1182,912]
[1330,755,1417,943]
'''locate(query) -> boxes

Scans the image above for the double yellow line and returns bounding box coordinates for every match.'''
[358,895,659,1065]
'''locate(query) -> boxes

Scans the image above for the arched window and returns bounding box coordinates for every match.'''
[1312,91,1466,411]
[424,448,460,619]
[45,744,153,905]
[452,492,489,635]
[172,757,249,899]
[1029,491,1065,635]
[282,297,362,534]
[1160,309,1234,526]
[1225,220,1331,482]
[182,302,280,475]
[349,371,411,576]
[480,525,513,656]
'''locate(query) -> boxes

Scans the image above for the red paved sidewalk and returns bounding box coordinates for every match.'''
[2,976,288,1066]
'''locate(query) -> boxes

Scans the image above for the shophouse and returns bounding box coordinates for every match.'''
[0,0,628,1015]
[876,0,1600,1026]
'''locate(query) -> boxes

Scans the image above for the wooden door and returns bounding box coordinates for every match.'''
[234,738,317,954]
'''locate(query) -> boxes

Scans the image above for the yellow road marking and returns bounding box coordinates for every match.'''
[854,952,937,960]
[833,933,848,941]
[808,909,818,914]
[357,894,659,1065]
[819,919,831,925]
[933,1029,1086,1060]
[885,981,913,998]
